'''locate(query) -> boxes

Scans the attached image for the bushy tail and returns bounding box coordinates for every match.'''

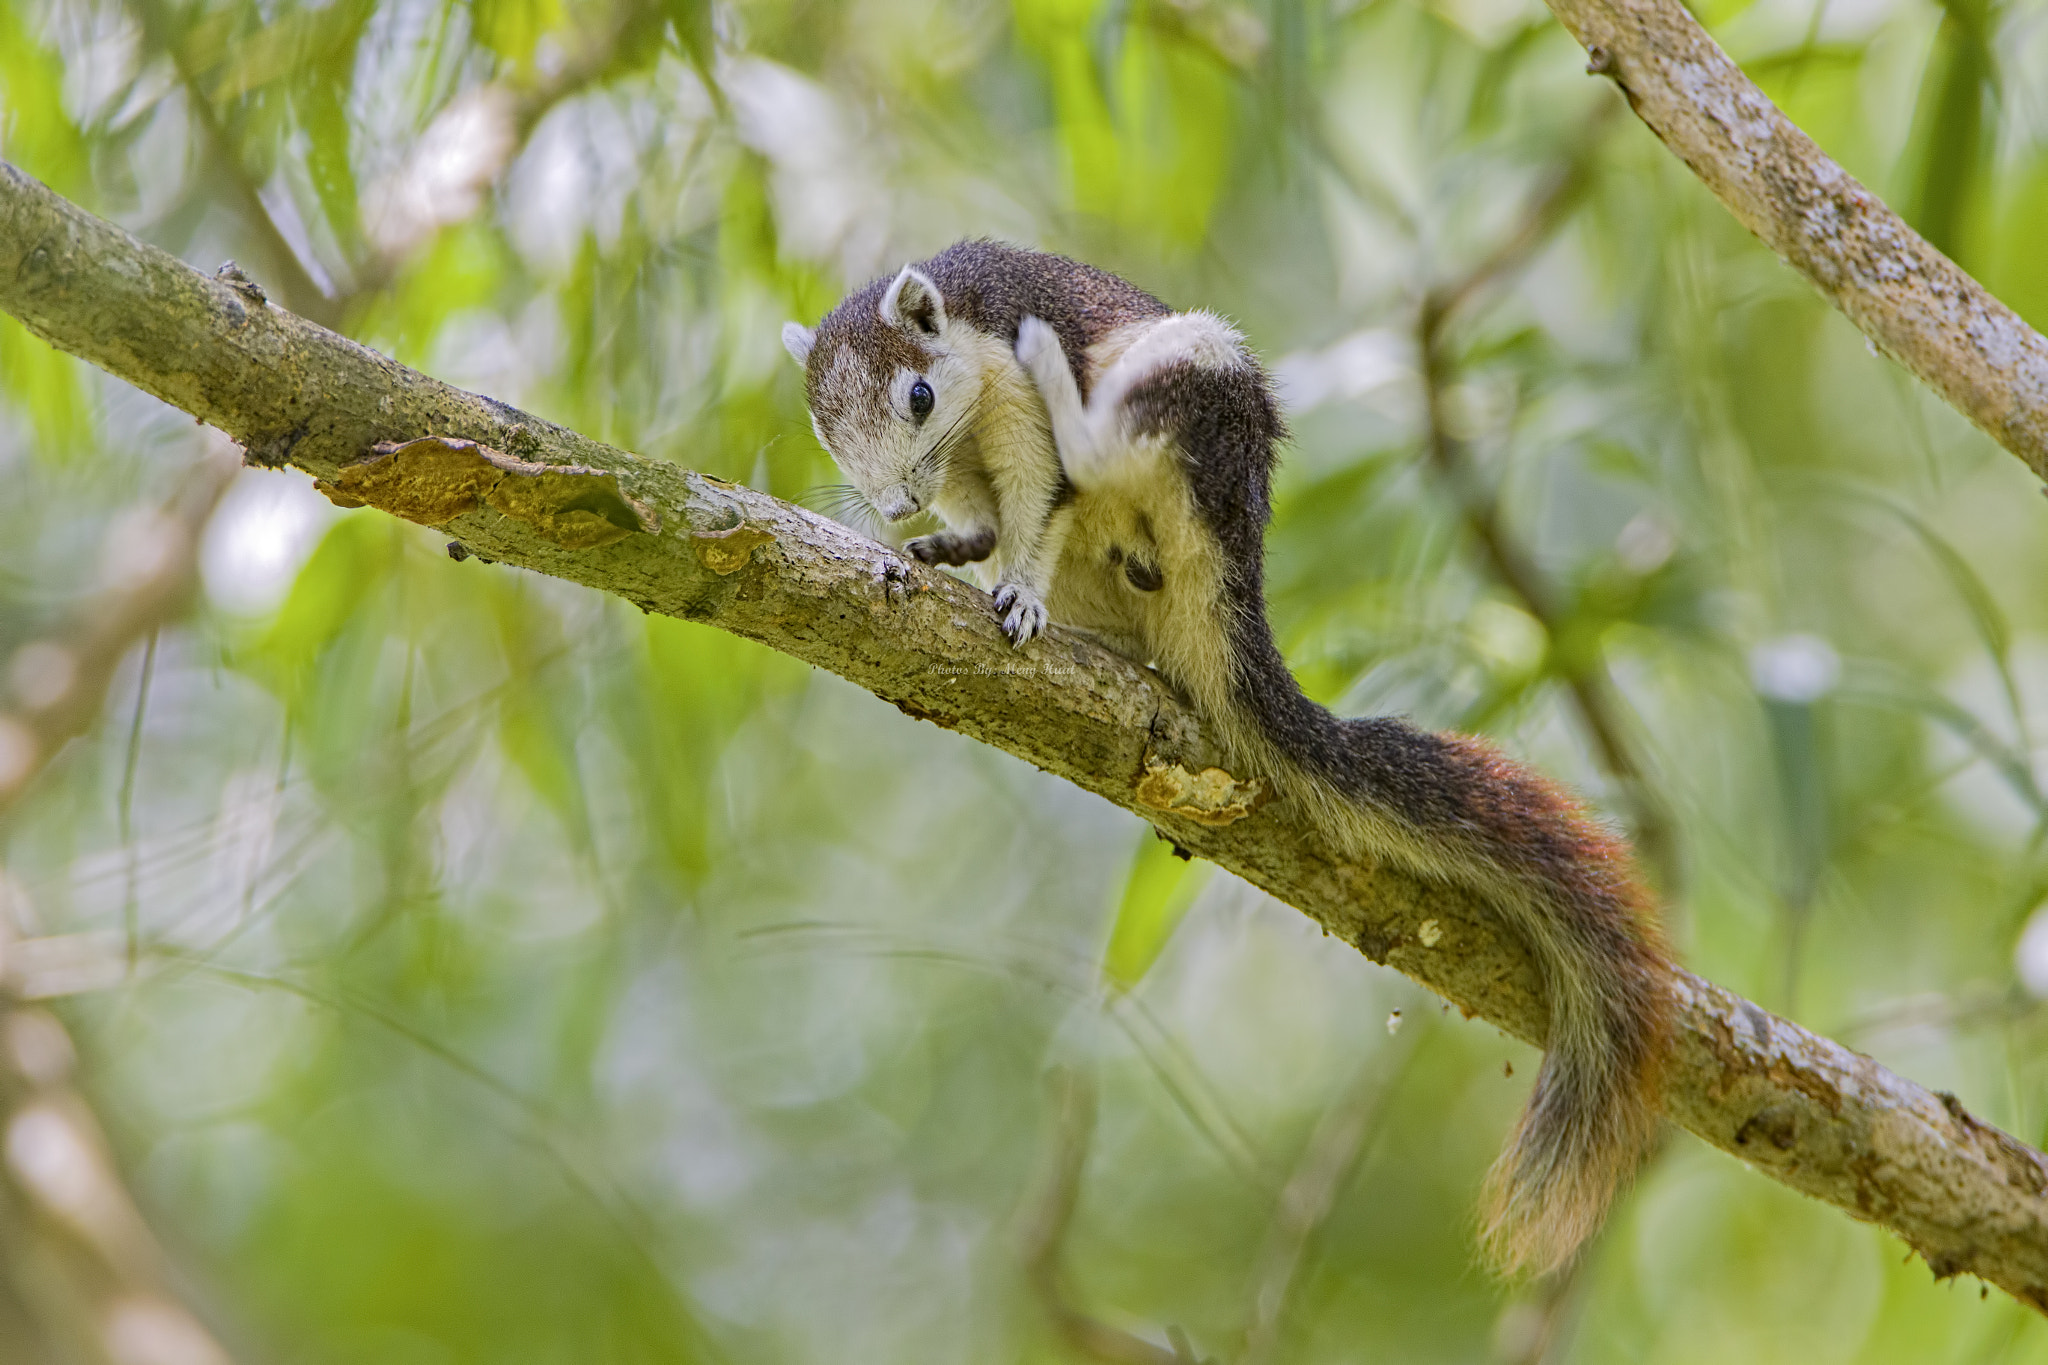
[1233,673,1673,1276]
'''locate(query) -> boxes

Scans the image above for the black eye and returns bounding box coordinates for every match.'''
[909,379,934,424]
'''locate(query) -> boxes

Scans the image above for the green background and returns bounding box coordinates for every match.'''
[3,0,2048,1357]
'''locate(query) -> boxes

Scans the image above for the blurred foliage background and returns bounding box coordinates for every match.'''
[3,0,2048,1357]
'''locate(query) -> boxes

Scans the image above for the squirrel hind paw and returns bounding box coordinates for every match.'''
[992,583,1048,647]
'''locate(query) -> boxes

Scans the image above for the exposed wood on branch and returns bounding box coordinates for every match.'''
[3,158,2046,1311]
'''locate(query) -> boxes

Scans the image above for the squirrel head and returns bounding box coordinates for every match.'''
[784,265,983,526]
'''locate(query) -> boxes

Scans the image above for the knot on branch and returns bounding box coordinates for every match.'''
[214,261,267,305]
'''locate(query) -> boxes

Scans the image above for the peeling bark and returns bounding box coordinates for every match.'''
[3,159,2047,1308]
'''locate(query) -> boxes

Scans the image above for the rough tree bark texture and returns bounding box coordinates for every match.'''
[3,151,2046,1308]
[1543,0,2048,479]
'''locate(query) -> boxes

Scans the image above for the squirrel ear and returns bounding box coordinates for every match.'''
[781,322,816,367]
[879,267,946,336]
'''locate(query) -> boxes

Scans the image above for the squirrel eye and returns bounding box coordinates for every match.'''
[909,379,934,424]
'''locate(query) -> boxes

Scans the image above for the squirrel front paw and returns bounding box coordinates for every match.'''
[992,582,1048,647]
[905,527,997,567]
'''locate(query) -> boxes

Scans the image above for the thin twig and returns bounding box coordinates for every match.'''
[117,629,157,972]
[1021,1068,1205,1365]
[126,0,338,325]
[1415,108,1679,885]
[1239,1030,1414,1365]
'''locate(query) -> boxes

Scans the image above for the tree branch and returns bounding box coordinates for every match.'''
[1545,0,2048,480]
[3,159,2046,1310]
[0,984,240,1365]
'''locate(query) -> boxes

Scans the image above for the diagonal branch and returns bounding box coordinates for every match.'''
[3,159,2046,1310]
[124,0,338,327]
[0,984,242,1365]
[0,459,233,817]
[1543,0,2048,480]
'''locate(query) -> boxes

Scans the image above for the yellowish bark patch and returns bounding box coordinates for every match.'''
[691,524,775,575]
[1134,758,1261,827]
[316,436,657,549]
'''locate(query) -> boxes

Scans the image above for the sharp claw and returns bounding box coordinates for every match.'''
[1002,603,1045,647]
[991,582,1047,647]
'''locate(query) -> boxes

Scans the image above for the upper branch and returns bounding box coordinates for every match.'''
[1543,0,2048,479]
[3,158,2046,1309]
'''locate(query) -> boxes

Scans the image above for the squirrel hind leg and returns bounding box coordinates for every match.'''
[1016,316,1091,457]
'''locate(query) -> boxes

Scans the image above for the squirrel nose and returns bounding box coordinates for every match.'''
[876,486,920,522]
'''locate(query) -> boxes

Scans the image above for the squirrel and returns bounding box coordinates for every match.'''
[782,239,1674,1276]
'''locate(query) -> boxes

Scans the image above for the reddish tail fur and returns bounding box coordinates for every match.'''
[1235,688,1676,1276]
[1435,735,1673,1275]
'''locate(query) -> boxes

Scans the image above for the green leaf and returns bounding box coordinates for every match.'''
[0,1,90,197]
[1990,150,2048,333]
[473,0,565,64]
[359,219,513,366]
[1102,830,1209,990]
[1014,0,1243,247]
[1898,0,1996,264]
[298,77,361,250]
[247,510,390,695]
[0,313,89,461]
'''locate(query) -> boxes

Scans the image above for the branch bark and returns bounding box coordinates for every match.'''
[1544,0,2048,479]
[3,159,2046,1310]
